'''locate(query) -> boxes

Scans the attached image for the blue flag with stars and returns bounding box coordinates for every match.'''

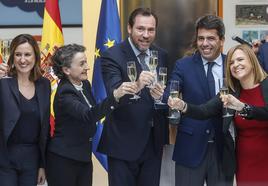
[91,0,121,170]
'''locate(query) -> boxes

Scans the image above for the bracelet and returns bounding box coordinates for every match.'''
[238,103,253,119]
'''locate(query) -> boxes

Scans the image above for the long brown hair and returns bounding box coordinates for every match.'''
[8,34,42,81]
[225,44,267,92]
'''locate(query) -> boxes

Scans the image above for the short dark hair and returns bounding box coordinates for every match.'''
[128,7,158,28]
[195,15,225,39]
[8,34,42,81]
[51,44,86,80]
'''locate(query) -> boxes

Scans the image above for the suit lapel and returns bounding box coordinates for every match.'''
[261,78,268,103]
[83,81,96,106]
[35,79,44,126]
[122,39,143,75]
[64,80,90,107]
[193,53,211,100]
[3,78,20,142]
[8,78,20,105]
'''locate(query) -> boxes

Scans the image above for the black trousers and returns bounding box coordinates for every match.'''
[0,144,39,186]
[107,131,162,186]
[46,152,92,186]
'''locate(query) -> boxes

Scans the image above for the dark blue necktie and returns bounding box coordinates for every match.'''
[207,62,215,98]
[207,62,216,142]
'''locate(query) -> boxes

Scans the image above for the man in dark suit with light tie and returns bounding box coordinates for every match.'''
[164,15,233,185]
[98,8,169,186]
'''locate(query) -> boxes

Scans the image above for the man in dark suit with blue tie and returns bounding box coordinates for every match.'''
[98,8,169,186]
[258,39,268,72]
[165,15,232,185]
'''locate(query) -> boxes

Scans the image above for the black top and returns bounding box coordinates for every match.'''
[48,79,118,162]
[8,91,40,145]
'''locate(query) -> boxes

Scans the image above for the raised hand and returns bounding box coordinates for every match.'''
[168,96,186,112]
[136,71,155,91]
[113,81,138,101]
[0,63,9,78]
[149,82,165,100]
[220,94,245,111]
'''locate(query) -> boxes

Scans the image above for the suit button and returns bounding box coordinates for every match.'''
[206,129,210,134]
[110,106,114,110]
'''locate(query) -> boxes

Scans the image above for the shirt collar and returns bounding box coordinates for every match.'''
[72,82,83,91]
[128,37,150,57]
[201,54,223,67]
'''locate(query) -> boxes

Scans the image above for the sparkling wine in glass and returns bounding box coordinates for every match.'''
[155,67,167,105]
[148,50,158,72]
[1,39,11,64]
[0,39,11,78]
[147,50,158,88]
[127,61,140,100]
[168,80,180,119]
[158,67,167,86]
[219,78,233,117]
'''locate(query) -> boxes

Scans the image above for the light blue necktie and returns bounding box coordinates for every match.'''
[138,53,149,71]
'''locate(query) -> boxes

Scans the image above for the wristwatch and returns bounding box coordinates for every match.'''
[238,103,253,119]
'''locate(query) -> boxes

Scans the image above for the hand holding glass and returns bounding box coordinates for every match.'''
[219,78,233,117]
[155,67,167,105]
[0,39,11,78]
[168,80,180,119]
[0,39,11,64]
[147,50,158,88]
[127,61,140,100]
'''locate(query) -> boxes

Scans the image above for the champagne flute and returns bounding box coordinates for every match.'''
[219,78,233,117]
[147,50,158,88]
[155,67,167,105]
[127,61,140,100]
[0,39,11,78]
[168,80,181,119]
[1,39,11,64]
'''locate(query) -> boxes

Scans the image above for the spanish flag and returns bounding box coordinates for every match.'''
[41,0,64,136]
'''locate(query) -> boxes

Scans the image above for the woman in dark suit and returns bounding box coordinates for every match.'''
[0,34,51,186]
[168,44,268,185]
[46,44,137,186]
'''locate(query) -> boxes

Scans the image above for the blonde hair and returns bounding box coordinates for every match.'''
[225,44,267,92]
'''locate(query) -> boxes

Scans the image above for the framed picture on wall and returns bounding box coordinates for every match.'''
[242,30,258,42]
[260,30,268,40]
[0,0,82,27]
[236,4,268,26]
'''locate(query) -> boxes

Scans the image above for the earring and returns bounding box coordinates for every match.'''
[12,64,15,68]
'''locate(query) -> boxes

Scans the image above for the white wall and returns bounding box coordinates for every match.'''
[223,0,268,53]
[0,27,83,45]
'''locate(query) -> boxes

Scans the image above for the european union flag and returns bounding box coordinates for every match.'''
[91,0,121,170]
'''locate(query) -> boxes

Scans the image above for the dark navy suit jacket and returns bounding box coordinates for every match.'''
[0,77,50,168]
[98,39,169,161]
[165,52,225,167]
[258,42,268,73]
[48,79,118,162]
